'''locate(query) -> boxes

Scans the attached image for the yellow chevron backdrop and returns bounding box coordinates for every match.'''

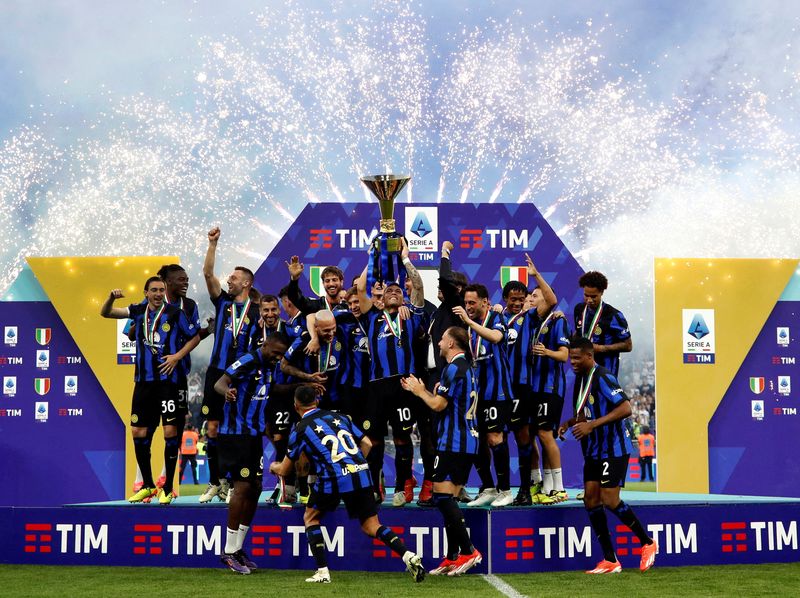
[654,258,798,493]
[28,256,179,497]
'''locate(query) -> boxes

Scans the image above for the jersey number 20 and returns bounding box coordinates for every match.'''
[321,429,359,463]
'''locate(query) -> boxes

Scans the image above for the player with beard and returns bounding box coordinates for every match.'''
[286,261,349,314]
[356,240,427,506]
[401,326,482,576]
[456,284,514,508]
[199,227,262,504]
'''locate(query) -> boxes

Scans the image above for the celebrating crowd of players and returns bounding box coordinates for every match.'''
[99,226,657,581]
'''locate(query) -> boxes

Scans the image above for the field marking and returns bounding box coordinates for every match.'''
[482,574,527,598]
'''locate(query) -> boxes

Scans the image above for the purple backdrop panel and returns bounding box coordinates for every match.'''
[491,502,800,573]
[255,202,587,489]
[708,300,800,497]
[0,302,125,507]
[2,505,488,571]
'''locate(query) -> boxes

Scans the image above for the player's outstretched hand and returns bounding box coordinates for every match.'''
[285,256,304,281]
[442,240,454,255]
[109,289,124,300]
[208,227,221,243]
[525,252,538,277]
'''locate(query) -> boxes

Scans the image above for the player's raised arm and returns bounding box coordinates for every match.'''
[401,238,425,308]
[204,226,223,300]
[100,289,130,319]
[526,253,557,316]
[356,264,373,315]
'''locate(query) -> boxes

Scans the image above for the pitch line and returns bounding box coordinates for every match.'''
[482,574,527,598]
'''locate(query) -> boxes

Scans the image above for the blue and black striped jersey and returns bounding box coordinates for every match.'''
[274,313,307,385]
[362,306,424,380]
[284,331,346,406]
[505,309,537,385]
[573,302,631,376]
[531,313,570,396]
[166,296,201,381]
[470,311,513,402]
[127,303,197,383]
[207,291,261,370]
[573,366,633,459]
[288,408,373,494]
[336,312,370,389]
[255,319,287,348]
[435,354,479,454]
[220,349,275,435]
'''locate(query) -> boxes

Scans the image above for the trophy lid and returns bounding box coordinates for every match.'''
[360,174,411,203]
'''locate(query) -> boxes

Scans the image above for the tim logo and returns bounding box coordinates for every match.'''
[615,525,643,557]
[309,229,333,249]
[459,228,529,250]
[24,524,53,553]
[58,356,82,365]
[773,356,795,365]
[404,207,437,252]
[250,525,283,557]
[133,524,163,555]
[4,326,18,346]
[721,522,748,553]
[505,527,535,561]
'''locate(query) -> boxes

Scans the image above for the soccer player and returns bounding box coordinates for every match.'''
[573,271,632,376]
[503,254,558,505]
[455,284,514,507]
[559,337,657,574]
[530,285,570,504]
[286,261,349,314]
[280,310,345,411]
[356,240,427,506]
[200,226,262,503]
[100,278,199,504]
[269,386,425,584]
[214,333,290,574]
[401,326,482,576]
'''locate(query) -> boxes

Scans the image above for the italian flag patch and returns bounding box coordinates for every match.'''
[500,266,528,288]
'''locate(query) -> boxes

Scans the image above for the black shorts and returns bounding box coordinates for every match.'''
[339,386,370,434]
[533,392,564,432]
[308,486,377,521]
[479,399,511,434]
[202,366,226,422]
[218,434,264,482]
[431,451,476,486]
[583,454,630,488]
[509,384,533,430]
[367,376,422,439]
[131,381,175,429]
[266,393,297,436]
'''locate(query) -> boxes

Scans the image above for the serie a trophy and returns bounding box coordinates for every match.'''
[360,174,410,294]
